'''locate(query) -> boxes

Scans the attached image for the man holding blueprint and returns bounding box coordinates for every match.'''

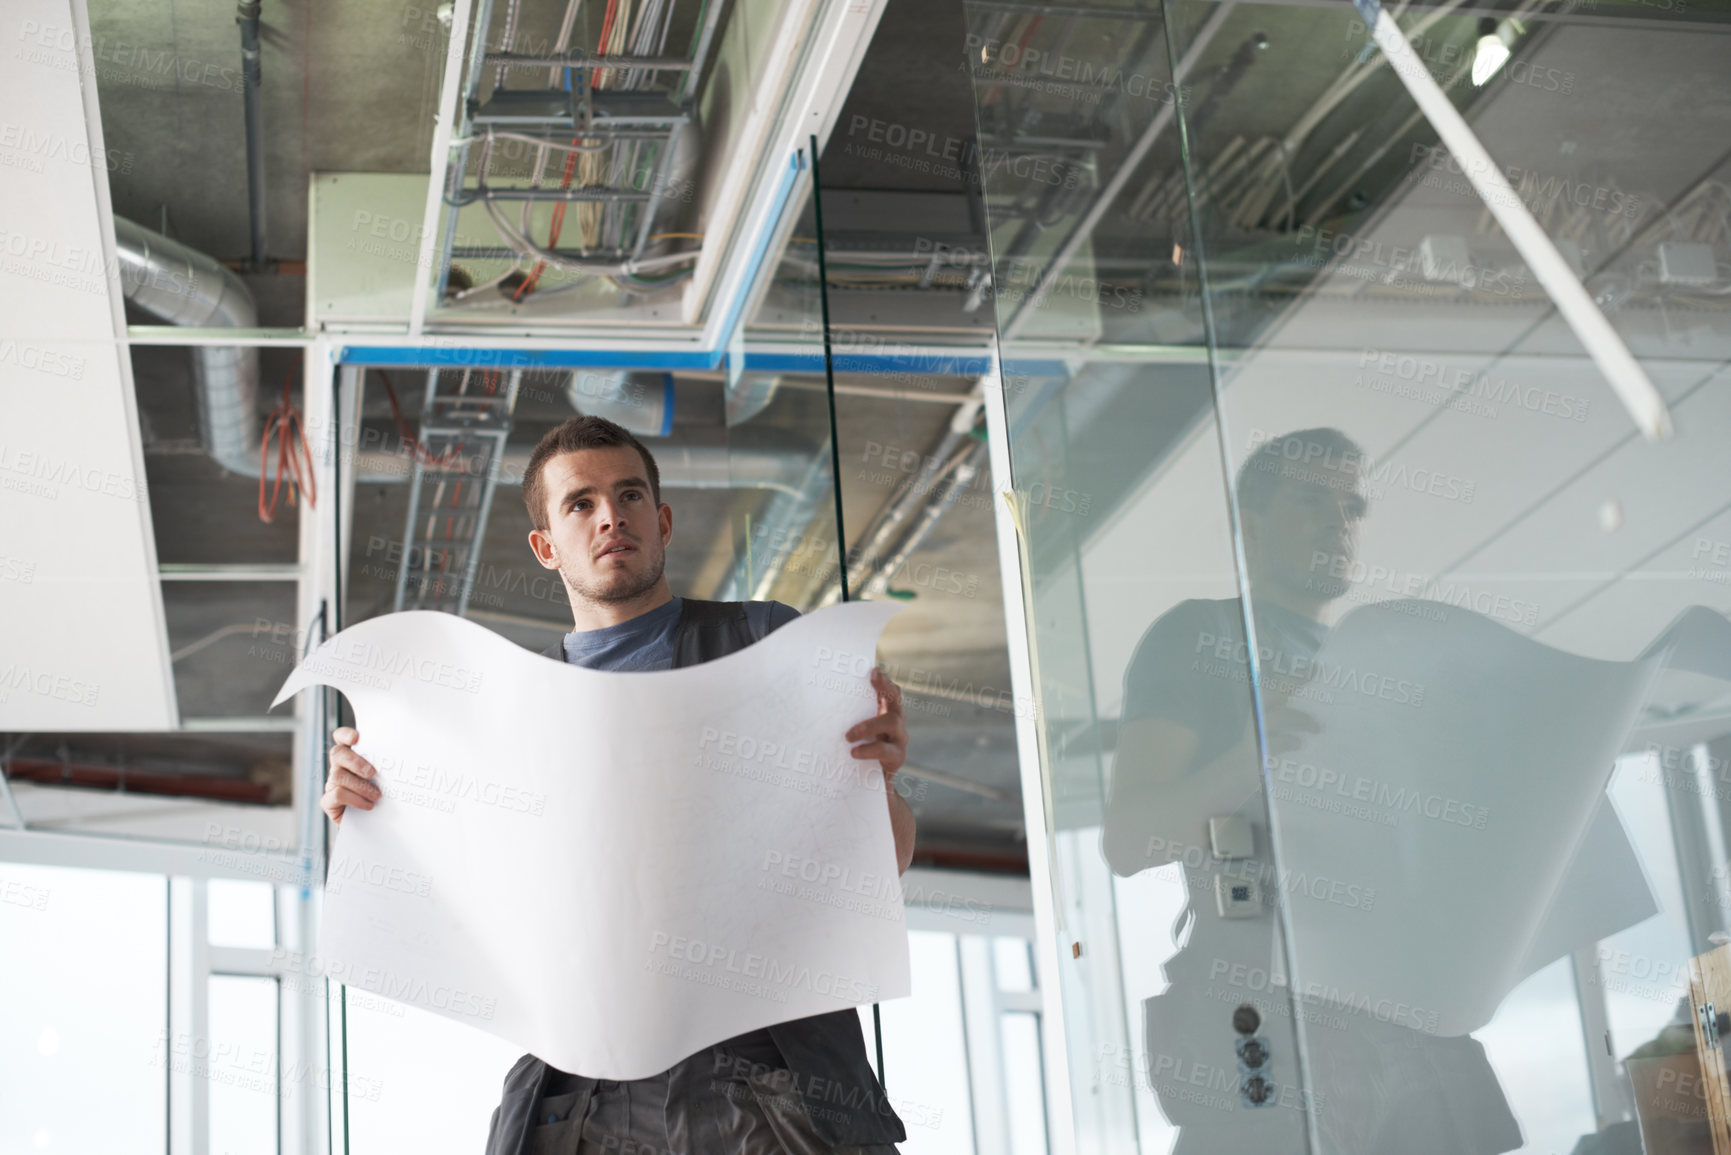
[319,416,915,1155]
[1104,427,1520,1154]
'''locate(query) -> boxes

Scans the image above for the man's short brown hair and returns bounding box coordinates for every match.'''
[1236,426,1367,514]
[522,416,662,533]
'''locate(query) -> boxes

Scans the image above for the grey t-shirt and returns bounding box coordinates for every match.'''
[1120,596,1326,774]
[559,597,799,671]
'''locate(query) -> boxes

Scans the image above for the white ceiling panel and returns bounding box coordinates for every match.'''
[1072,14,1731,720]
[1460,365,1731,650]
[0,0,176,730]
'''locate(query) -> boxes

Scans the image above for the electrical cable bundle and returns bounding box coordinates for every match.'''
[258,369,316,524]
[458,0,699,303]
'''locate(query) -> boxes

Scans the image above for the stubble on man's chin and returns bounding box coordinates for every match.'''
[560,551,667,607]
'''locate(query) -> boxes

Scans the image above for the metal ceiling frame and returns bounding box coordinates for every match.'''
[393,0,893,349]
[428,0,724,301]
[2,0,1044,900]
[979,355,1079,1155]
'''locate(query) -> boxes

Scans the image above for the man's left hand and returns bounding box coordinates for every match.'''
[846,668,908,782]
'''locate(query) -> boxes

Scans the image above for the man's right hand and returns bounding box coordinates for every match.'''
[322,726,382,825]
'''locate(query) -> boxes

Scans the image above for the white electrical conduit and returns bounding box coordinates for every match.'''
[1224,0,1469,228]
[455,130,613,154]
[496,0,525,86]
[584,0,634,247]
[1002,2,1237,340]
[1286,0,1465,158]
[501,0,675,277]
[606,0,675,258]
[456,0,568,300]
[1356,0,1672,440]
[480,196,700,275]
[1300,0,1544,229]
[1261,127,1361,228]
[514,0,586,249]
[1304,51,1476,232]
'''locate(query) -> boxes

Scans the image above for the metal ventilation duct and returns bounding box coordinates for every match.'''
[565,369,675,437]
[113,217,262,477]
[353,436,817,493]
[724,371,783,427]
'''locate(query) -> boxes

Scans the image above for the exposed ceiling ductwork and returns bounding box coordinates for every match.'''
[565,369,676,437]
[110,217,816,502]
[114,216,263,478]
[353,432,821,493]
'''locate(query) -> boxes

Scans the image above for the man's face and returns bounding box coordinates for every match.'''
[1245,467,1368,601]
[528,446,672,606]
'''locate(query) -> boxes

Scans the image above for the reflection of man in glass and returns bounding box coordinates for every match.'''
[1104,428,1518,1154]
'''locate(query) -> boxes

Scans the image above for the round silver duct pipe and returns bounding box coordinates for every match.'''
[353,434,816,495]
[565,369,675,437]
[724,371,783,427]
[113,216,262,478]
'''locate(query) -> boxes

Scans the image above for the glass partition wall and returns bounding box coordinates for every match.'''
[3,0,1055,1148]
[965,2,1731,1153]
[324,134,1040,1154]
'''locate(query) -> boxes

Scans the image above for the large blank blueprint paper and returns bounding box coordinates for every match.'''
[1271,603,1731,1037]
[272,602,910,1078]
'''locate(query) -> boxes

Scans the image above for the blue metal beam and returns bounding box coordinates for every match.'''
[338,346,718,370]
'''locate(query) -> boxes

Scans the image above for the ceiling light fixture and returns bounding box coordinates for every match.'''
[1471,17,1517,87]
[1357,0,1670,438]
